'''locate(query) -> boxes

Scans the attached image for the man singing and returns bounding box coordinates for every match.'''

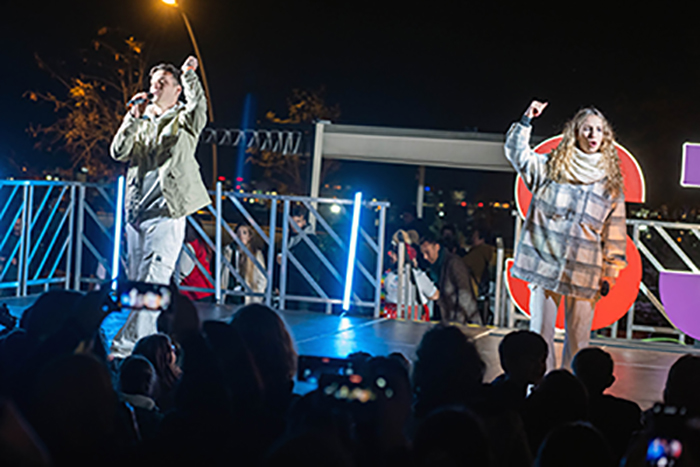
[109,55,211,357]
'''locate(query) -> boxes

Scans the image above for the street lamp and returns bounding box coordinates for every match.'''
[161,0,218,187]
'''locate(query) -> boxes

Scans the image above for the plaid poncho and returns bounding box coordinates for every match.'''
[504,122,627,300]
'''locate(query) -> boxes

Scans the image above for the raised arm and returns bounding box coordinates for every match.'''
[178,56,208,136]
[504,100,549,192]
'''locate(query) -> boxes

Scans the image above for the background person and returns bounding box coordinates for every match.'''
[504,100,627,370]
[109,56,210,357]
[227,224,267,305]
[419,234,481,325]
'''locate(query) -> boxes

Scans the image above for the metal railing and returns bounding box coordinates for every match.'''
[497,215,700,344]
[0,180,122,297]
[1,179,389,317]
[622,219,700,343]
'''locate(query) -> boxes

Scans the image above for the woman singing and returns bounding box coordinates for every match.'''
[504,100,627,370]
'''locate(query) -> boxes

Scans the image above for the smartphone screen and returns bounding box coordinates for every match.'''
[118,281,171,311]
[297,355,356,383]
[646,437,682,466]
[319,374,377,404]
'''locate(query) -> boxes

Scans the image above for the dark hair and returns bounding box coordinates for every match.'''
[412,325,485,418]
[440,224,457,236]
[534,422,614,467]
[119,355,156,396]
[133,334,180,395]
[498,330,548,372]
[290,204,307,220]
[229,304,297,389]
[19,290,84,341]
[419,232,440,246]
[524,369,589,451]
[664,354,700,415]
[471,224,491,243]
[571,347,614,395]
[413,408,492,467]
[149,63,182,86]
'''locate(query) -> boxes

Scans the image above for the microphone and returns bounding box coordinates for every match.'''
[127,93,153,107]
[600,280,610,297]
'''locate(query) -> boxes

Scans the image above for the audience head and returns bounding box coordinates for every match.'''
[528,369,589,423]
[133,333,180,395]
[30,354,120,460]
[572,347,615,396]
[290,205,308,229]
[413,407,492,467]
[119,355,156,397]
[534,422,614,467]
[230,304,297,397]
[235,223,254,247]
[663,354,700,415]
[440,224,458,240]
[470,224,490,246]
[499,330,548,385]
[19,290,83,342]
[413,325,485,417]
[419,234,442,264]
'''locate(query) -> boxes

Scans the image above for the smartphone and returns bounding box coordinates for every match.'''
[117,281,172,311]
[297,355,357,383]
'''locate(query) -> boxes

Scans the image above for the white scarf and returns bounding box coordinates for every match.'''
[561,147,606,184]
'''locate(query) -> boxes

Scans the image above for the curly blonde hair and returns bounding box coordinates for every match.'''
[546,108,624,198]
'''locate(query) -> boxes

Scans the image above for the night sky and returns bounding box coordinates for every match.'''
[2,0,700,209]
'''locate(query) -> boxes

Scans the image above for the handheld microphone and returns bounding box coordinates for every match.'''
[127,93,153,107]
[600,280,610,297]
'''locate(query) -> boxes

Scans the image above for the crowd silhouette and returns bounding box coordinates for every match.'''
[0,287,698,466]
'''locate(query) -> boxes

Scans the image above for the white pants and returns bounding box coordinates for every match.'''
[529,284,596,371]
[110,216,186,357]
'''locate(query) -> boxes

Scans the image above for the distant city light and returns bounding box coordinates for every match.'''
[477,202,484,208]
[425,186,431,192]
[460,201,467,207]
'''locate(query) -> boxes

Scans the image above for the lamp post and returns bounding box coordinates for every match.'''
[162,0,218,187]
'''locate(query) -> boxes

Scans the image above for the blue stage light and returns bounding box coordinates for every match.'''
[342,192,362,311]
[111,176,125,290]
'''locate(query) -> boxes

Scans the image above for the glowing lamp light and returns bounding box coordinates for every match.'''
[342,192,362,311]
[111,176,125,290]
[330,204,341,214]
[218,176,226,182]
[161,0,177,5]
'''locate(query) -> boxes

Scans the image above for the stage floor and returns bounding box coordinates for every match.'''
[5,296,698,410]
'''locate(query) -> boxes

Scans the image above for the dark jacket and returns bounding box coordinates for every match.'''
[436,249,481,325]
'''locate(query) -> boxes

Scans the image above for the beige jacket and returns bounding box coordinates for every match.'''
[110,69,211,223]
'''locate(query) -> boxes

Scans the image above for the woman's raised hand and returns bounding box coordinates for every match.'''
[525,100,548,119]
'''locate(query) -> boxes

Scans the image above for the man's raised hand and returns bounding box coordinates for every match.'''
[181,55,198,73]
[525,100,548,119]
